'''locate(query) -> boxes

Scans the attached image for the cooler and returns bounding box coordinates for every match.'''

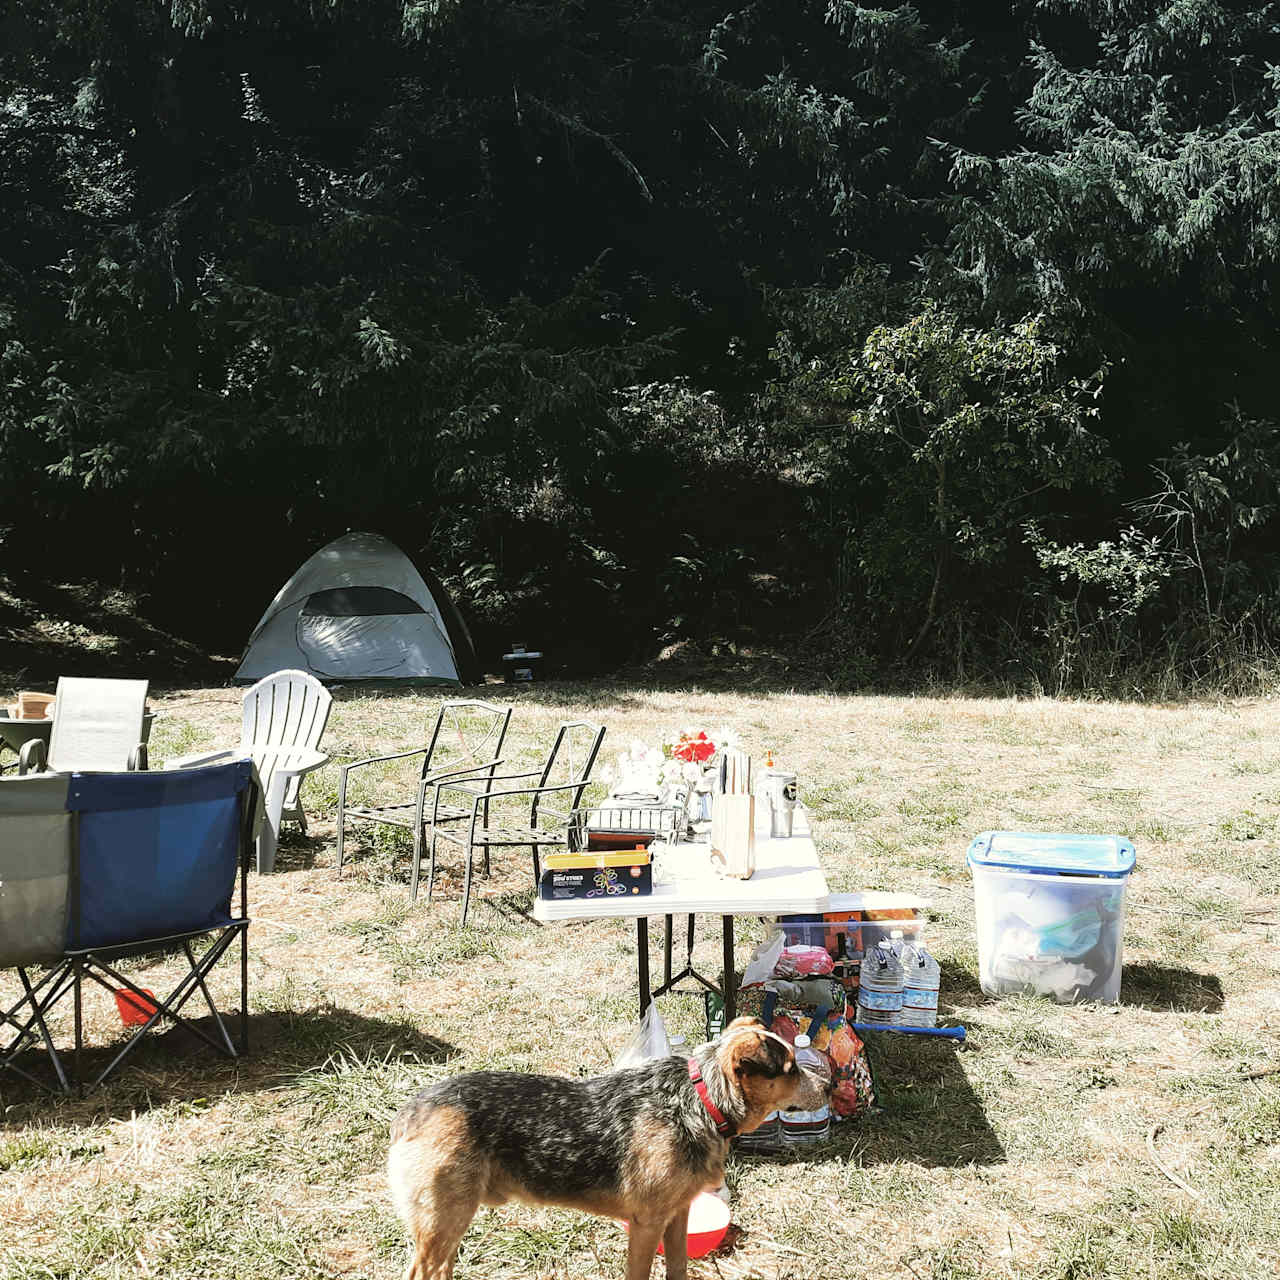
[966,831,1136,1004]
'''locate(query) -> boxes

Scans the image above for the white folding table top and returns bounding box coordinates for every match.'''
[531,808,831,922]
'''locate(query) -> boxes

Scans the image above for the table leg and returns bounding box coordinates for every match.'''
[663,915,674,987]
[686,914,696,968]
[722,915,736,1020]
[637,917,651,1019]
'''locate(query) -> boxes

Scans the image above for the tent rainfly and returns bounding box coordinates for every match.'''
[235,532,482,685]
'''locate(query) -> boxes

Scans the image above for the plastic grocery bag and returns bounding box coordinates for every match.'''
[613,1000,672,1070]
[741,929,785,988]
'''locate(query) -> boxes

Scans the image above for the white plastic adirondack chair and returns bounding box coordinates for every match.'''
[172,670,332,873]
[18,678,149,775]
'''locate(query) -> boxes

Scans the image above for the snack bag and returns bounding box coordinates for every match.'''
[769,1011,799,1045]
[812,1012,874,1118]
[775,944,835,978]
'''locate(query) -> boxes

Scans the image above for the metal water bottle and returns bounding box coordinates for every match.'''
[762,768,797,838]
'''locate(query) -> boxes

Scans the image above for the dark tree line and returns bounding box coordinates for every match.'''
[3,1,1280,691]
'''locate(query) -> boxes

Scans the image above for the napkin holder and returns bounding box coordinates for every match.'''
[710,793,755,879]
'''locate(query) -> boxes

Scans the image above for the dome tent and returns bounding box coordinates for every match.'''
[235,533,481,685]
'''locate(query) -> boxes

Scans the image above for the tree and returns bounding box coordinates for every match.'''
[794,303,1113,655]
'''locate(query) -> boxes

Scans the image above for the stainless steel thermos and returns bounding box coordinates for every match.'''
[762,769,797,838]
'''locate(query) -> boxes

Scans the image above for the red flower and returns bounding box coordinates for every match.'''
[673,731,716,764]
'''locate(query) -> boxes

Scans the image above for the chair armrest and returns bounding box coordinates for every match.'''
[338,746,429,776]
[170,748,238,770]
[416,758,506,797]
[462,780,592,805]
[263,747,329,779]
[17,739,46,774]
[434,767,542,793]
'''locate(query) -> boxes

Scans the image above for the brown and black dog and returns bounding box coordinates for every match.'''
[387,1017,829,1280]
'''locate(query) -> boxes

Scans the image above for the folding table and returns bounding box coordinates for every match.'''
[531,810,830,1018]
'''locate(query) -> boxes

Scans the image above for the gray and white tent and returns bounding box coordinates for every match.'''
[235,532,481,685]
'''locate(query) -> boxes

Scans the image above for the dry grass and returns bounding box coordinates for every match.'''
[3,682,1280,1279]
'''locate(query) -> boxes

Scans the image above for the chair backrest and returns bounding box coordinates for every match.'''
[65,761,256,952]
[0,775,72,967]
[241,670,332,752]
[423,700,513,778]
[529,721,606,828]
[48,677,148,773]
[537,721,606,789]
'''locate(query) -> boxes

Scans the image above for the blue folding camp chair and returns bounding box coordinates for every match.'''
[1,760,257,1091]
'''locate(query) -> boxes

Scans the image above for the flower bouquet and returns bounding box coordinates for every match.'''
[662,727,736,839]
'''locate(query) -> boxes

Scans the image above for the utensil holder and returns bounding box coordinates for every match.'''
[710,793,755,879]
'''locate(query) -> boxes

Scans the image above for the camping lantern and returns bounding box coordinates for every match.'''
[502,643,543,683]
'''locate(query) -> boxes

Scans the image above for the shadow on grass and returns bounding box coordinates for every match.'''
[856,1031,1005,1167]
[0,1003,455,1119]
[327,681,655,714]
[272,830,328,872]
[937,958,985,1008]
[735,1033,1005,1170]
[1121,962,1224,1012]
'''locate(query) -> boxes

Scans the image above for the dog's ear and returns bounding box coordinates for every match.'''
[717,1019,793,1081]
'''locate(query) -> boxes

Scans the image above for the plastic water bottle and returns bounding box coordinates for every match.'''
[857,941,903,1025]
[781,1035,831,1145]
[899,943,940,1027]
[735,1108,782,1153]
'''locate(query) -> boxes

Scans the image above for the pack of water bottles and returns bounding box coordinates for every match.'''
[855,930,941,1028]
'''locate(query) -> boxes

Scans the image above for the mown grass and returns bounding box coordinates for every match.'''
[2,684,1279,1279]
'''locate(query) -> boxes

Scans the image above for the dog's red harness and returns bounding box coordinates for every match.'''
[687,1058,736,1137]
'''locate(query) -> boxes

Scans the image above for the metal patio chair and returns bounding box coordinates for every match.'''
[336,700,512,890]
[1,760,258,1092]
[426,720,606,924]
[172,669,331,873]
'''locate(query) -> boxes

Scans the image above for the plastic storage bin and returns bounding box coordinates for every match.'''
[776,891,928,952]
[967,832,1136,1004]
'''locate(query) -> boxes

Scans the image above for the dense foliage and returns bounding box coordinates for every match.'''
[4,1,1280,690]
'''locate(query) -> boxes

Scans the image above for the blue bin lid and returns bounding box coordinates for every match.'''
[966,831,1136,878]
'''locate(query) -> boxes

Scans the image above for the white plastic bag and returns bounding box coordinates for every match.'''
[740,928,785,989]
[613,1000,671,1070]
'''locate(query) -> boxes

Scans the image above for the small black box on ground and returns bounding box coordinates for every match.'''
[502,643,543,683]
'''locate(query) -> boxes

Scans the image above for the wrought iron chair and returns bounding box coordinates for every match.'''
[335,700,512,888]
[426,720,606,923]
[1,760,257,1091]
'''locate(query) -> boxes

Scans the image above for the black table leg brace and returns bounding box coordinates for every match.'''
[634,914,738,1021]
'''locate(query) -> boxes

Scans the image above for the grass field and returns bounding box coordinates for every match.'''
[2,683,1279,1280]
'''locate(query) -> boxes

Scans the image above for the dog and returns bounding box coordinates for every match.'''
[387,1016,830,1280]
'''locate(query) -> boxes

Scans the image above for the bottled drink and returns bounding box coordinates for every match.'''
[832,935,862,1000]
[735,1108,782,1153]
[781,1035,831,1145]
[899,943,940,1028]
[856,941,903,1025]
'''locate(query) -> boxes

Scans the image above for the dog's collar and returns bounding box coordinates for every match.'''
[687,1058,736,1138]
